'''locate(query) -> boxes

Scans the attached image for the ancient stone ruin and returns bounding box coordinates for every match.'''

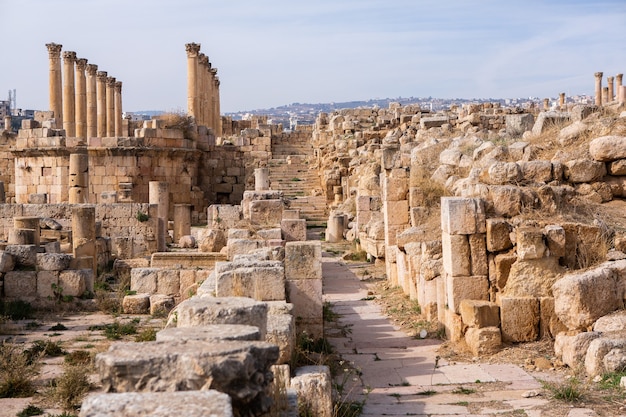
[1,41,625,415]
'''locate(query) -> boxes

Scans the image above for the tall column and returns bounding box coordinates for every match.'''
[620,86,626,106]
[149,181,170,252]
[106,76,116,137]
[86,64,98,138]
[174,204,192,242]
[603,87,609,105]
[617,74,624,95]
[69,153,89,203]
[114,81,123,137]
[607,76,615,102]
[62,51,77,137]
[72,205,97,283]
[214,76,221,136]
[198,54,207,126]
[185,43,201,121]
[559,93,565,110]
[75,58,88,139]
[594,72,603,106]
[206,62,214,130]
[96,71,107,137]
[543,98,550,110]
[46,43,63,126]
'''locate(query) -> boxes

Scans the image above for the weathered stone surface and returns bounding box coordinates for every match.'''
[444,308,464,342]
[291,366,332,417]
[442,233,471,277]
[487,162,521,185]
[490,251,516,291]
[539,297,567,339]
[531,111,569,135]
[227,239,263,261]
[459,300,500,328]
[506,113,534,136]
[281,219,307,242]
[607,159,626,176]
[157,269,180,296]
[207,204,242,230]
[4,244,37,267]
[553,263,622,330]
[589,135,626,162]
[36,271,59,298]
[557,121,589,146]
[446,274,489,314]
[286,279,323,335]
[59,269,90,297]
[172,296,268,339]
[178,235,196,248]
[131,268,159,294]
[489,185,533,217]
[554,331,601,369]
[267,313,295,365]
[216,264,285,301]
[585,336,626,376]
[563,159,606,183]
[284,241,322,280]
[36,253,72,271]
[96,340,278,415]
[516,227,546,260]
[383,200,409,226]
[149,294,175,316]
[4,270,37,298]
[500,297,540,343]
[0,251,15,273]
[249,199,283,226]
[122,293,150,314]
[156,324,261,342]
[465,327,501,356]
[592,310,626,332]
[504,257,563,297]
[79,391,233,417]
[544,225,566,257]
[469,233,488,276]
[256,228,282,240]
[441,197,485,235]
[486,218,512,252]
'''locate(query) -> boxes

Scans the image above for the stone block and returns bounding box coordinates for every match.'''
[207,204,242,230]
[156,269,180,296]
[36,270,59,298]
[198,228,227,253]
[79,391,233,417]
[442,233,471,276]
[285,241,322,280]
[95,340,278,416]
[257,228,282,240]
[544,225,566,257]
[4,244,37,268]
[286,279,322,322]
[383,200,409,226]
[227,239,263,261]
[554,332,601,369]
[465,327,501,356]
[563,159,606,183]
[441,197,486,235]
[593,310,626,332]
[249,199,284,226]
[500,297,539,343]
[156,324,261,343]
[490,251,516,291]
[446,274,489,314]
[469,233,488,276]
[4,271,37,298]
[0,251,15,272]
[486,218,512,252]
[459,300,500,328]
[539,297,567,339]
[382,175,409,201]
[356,196,371,212]
[585,337,626,376]
[173,296,268,339]
[444,308,464,342]
[228,229,252,239]
[59,269,90,297]
[516,227,546,260]
[291,366,332,417]
[589,135,626,162]
[122,293,150,314]
[281,219,307,242]
[36,253,71,271]
[149,294,175,316]
[130,268,159,294]
[216,265,285,301]
[267,313,295,365]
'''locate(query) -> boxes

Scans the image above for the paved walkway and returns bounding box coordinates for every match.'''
[321,254,604,417]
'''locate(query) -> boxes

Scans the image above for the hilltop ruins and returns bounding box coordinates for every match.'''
[0,42,625,416]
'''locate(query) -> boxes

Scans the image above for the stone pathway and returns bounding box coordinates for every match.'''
[321,254,609,417]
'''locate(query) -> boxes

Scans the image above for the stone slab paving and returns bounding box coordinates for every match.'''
[321,256,559,417]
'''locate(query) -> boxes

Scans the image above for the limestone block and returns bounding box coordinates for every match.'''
[459,300,500,328]
[563,159,606,183]
[356,196,371,212]
[242,190,283,220]
[178,235,196,248]
[539,297,567,339]
[382,175,409,201]
[504,257,562,298]
[442,233,471,277]
[156,325,261,343]
[553,264,621,330]
[148,294,174,316]
[593,310,626,332]
[554,332,601,369]
[0,251,15,273]
[441,197,486,235]
[500,297,539,343]
[282,209,300,220]
[444,308,464,342]
[469,233,488,276]
[4,244,37,267]
[173,296,268,339]
[286,278,322,320]
[36,271,59,298]
[383,200,409,226]
[216,266,285,301]
[256,228,282,240]
[585,337,626,376]
[291,366,332,417]
[544,225,566,257]
[96,340,278,416]
[446,274,489,314]
[198,228,226,253]
[267,313,295,365]
[516,227,546,260]
[465,327,501,356]
[227,239,262,261]
[157,269,180,296]
[207,204,242,230]
[285,241,322,280]
[281,219,307,242]
[36,253,72,271]
[4,270,37,298]
[59,269,89,297]
[488,185,529,217]
[607,159,626,175]
[558,121,589,146]
[131,268,159,294]
[589,135,626,162]
[79,391,233,417]
[122,294,150,314]
[486,218,512,252]
[487,162,522,185]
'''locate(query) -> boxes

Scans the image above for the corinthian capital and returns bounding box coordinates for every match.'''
[185,42,201,57]
[46,43,63,58]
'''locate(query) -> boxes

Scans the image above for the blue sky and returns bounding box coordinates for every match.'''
[1,0,625,113]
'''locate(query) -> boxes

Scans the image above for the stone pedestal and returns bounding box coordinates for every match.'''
[149,181,169,251]
[254,167,270,191]
[326,213,346,243]
[174,204,192,242]
[72,205,97,278]
[62,51,76,137]
[69,153,89,203]
[96,71,108,137]
[595,72,603,106]
[14,217,40,247]
[46,43,63,126]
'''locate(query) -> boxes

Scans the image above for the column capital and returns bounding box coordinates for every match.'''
[75,58,88,70]
[96,71,108,80]
[617,73,624,81]
[86,64,98,75]
[185,42,201,57]
[199,54,208,66]
[210,68,217,75]
[62,51,77,62]
[106,76,116,86]
[595,72,604,78]
[46,43,63,58]
[608,76,614,82]
[114,81,122,92]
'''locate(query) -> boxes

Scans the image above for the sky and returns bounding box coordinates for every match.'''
[1,0,625,113]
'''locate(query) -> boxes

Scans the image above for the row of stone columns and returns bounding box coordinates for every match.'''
[46,43,124,138]
[594,72,624,106]
[185,43,221,136]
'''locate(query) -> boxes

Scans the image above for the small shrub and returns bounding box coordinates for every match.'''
[64,350,92,366]
[49,323,68,331]
[90,320,138,340]
[51,364,90,410]
[25,340,66,361]
[0,300,34,320]
[135,211,150,222]
[16,405,44,417]
[542,378,584,402]
[0,342,39,398]
[94,290,122,315]
[323,302,339,322]
[135,328,157,342]
[452,386,475,395]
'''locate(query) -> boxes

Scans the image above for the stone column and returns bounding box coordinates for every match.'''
[96,71,108,137]
[185,43,201,121]
[214,76,221,136]
[603,87,609,105]
[69,153,89,203]
[254,168,270,191]
[106,77,116,137]
[559,93,565,110]
[198,54,208,126]
[543,98,550,110]
[75,58,88,139]
[149,181,170,252]
[174,204,192,242]
[62,51,77,137]
[594,72,603,106]
[617,73,623,95]
[3,116,10,132]
[326,213,346,243]
[114,81,123,137]
[86,64,98,138]
[0,181,6,203]
[46,43,63,126]
[333,185,343,205]
[72,205,97,280]
[14,217,40,247]
[607,76,615,102]
[620,86,626,106]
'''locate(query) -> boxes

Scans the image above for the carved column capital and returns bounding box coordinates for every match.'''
[46,43,63,58]
[594,72,604,79]
[114,81,122,92]
[86,64,98,75]
[617,74,623,82]
[608,76,614,82]
[185,42,201,57]
[75,58,88,70]
[106,76,116,86]
[96,71,108,81]
[199,54,209,66]
[62,51,77,62]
